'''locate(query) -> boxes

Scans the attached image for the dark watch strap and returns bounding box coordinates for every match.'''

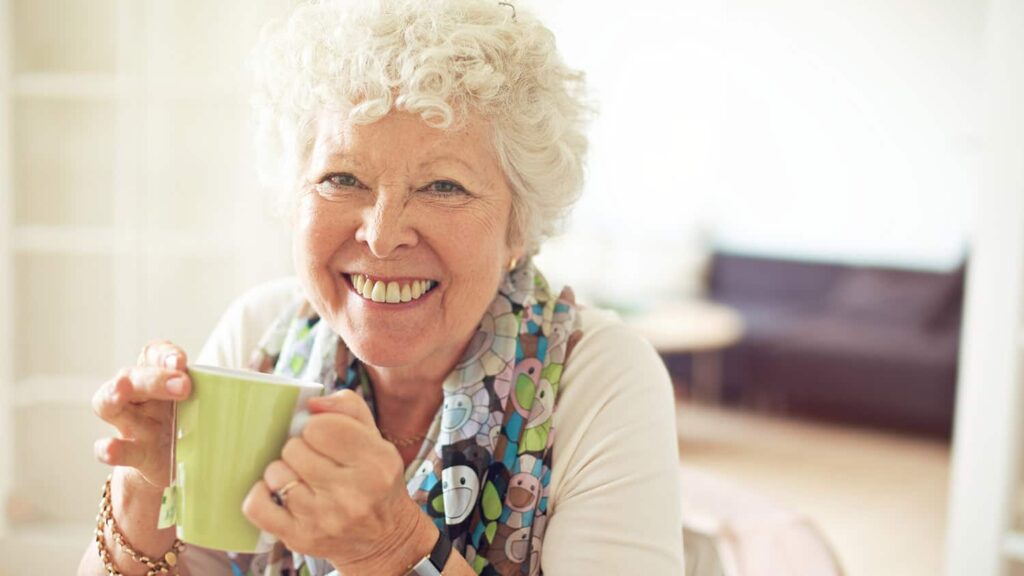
[410,530,452,575]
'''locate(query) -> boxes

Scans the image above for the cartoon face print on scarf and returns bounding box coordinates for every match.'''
[439,379,493,446]
[455,296,519,387]
[424,444,492,544]
[489,515,546,576]
[500,454,548,529]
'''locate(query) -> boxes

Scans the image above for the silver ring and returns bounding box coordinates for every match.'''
[271,479,301,507]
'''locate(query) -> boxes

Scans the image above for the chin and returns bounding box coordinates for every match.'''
[337,325,430,369]
[349,343,430,370]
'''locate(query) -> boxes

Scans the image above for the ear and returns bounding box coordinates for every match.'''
[504,216,527,265]
[505,243,527,272]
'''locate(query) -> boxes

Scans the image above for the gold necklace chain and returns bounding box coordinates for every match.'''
[379,428,428,448]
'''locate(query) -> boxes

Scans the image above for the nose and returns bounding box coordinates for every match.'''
[354,190,418,258]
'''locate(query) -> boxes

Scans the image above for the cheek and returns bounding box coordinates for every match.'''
[298,196,339,243]
[292,199,347,283]
[292,201,319,271]
[441,229,502,281]
[449,208,512,270]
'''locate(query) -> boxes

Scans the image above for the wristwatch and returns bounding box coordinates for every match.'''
[407,530,452,576]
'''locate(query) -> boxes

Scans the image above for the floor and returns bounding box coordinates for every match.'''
[677,400,951,576]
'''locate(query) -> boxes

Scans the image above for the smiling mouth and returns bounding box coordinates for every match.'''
[348,273,439,304]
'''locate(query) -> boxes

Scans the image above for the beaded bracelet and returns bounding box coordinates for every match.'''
[95,475,185,576]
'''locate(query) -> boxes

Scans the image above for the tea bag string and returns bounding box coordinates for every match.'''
[169,399,177,488]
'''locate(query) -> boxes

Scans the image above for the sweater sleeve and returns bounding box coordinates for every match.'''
[541,310,685,574]
[193,277,302,369]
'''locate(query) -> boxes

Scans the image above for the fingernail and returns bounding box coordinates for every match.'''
[95,439,111,463]
[308,395,333,407]
[167,377,186,395]
[164,354,180,370]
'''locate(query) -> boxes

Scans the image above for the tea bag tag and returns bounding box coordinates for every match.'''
[157,399,180,529]
[157,485,178,529]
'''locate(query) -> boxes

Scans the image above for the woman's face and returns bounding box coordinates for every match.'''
[293,110,521,373]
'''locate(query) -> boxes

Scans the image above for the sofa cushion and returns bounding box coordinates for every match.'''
[827,269,952,329]
[711,253,844,311]
[763,315,958,367]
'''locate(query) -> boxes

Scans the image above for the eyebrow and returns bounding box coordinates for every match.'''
[416,155,483,179]
[319,152,364,168]
[317,152,484,180]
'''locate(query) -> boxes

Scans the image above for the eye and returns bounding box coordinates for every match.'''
[420,179,468,196]
[315,172,365,199]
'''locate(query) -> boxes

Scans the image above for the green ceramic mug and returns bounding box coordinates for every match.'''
[171,365,323,553]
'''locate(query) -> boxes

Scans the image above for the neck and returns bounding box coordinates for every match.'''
[363,336,468,440]
[365,363,444,423]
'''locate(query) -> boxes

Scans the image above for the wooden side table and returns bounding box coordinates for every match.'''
[624,300,745,402]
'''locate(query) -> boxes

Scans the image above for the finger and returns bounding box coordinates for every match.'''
[263,459,316,511]
[242,480,297,538]
[308,389,376,428]
[281,437,341,488]
[263,459,298,487]
[94,437,164,472]
[301,412,379,465]
[92,369,131,422]
[102,406,164,441]
[92,370,172,431]
[122,366,191,402]
[139,339,189,371]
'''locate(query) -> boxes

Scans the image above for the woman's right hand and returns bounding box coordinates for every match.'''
[91,340,192,489]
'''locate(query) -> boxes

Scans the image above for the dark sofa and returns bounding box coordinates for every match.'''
[700,252,965,437]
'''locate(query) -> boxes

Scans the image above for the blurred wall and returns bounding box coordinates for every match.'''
[528,0,985,304]
[2,0,297,538]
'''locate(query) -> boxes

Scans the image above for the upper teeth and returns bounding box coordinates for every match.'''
[350,274,436,304]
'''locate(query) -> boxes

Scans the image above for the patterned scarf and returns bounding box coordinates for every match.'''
[228,260,581,576]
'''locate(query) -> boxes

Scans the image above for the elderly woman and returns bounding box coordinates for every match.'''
[79,0,683,574]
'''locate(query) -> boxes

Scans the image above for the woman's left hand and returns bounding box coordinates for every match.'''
[242,389,438,574]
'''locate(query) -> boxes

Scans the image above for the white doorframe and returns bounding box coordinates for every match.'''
[0,0,15,538]
[946,0,1024,574]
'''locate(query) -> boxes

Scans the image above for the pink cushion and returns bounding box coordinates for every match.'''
[680,465,843,576]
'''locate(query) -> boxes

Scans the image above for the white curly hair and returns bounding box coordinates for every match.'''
[249,0,591,255]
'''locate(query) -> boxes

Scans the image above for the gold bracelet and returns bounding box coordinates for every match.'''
[95,474,185,576]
